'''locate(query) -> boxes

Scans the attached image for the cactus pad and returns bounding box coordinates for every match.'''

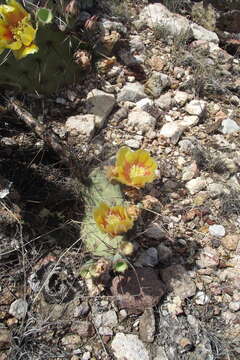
[78,0,95,10]
[0,24,83,94]
[81,167,127,258]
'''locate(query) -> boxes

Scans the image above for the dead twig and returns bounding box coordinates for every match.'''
[7,97,88,184]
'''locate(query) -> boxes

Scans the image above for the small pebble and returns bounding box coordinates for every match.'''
[99,326,113,336]
[209,225,226,238]
[177,337,193,353]
[221,118,240,135]
[9,299,28,320]
[229,301,240,312]
[82,352,91,360]
[211,239,220,248]
[185,177,206,195]
[132,320,139,328]
[125,138,141,149]
[195,291,210,305]
[74,302,90,317]
[119,309,128,320]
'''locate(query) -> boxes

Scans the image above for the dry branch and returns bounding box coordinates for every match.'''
[7,97,87,184]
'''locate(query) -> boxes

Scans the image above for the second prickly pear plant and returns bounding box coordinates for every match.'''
[81,167,133,258]
[80,166,134,277]
[80,147,158,277]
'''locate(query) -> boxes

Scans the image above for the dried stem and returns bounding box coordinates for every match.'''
[7,97,87,184]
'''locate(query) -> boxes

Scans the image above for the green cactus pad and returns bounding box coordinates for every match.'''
[79,0,95,10]
[81,167,127,258]
[0,24,83,94]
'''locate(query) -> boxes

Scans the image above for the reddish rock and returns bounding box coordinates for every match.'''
[110,268,165,312]
[102,335,111,344]
[215,111,227,121]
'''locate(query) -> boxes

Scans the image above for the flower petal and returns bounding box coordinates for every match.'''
[0,19,12,41]
[135,149,151,163]
[116,146,131,166]
[13,43,38,59]
[110,147,157,188]
[7,39,21,49]
[4,0,27,25]
[93,202,134,237]
[19,22,36,46]
[0,1,37,59]
[0,4,15,17]
[0,40,9,49]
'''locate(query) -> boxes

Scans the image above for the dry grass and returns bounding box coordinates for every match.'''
[160,0,191,13]
[220,190,240,216]
[99,0,133,19]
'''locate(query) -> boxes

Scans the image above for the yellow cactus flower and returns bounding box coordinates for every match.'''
[0,0,38,59]
[93,202,134,237]
[109,147,157,188]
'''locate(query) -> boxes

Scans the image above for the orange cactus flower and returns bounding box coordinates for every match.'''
[93,202,134,237]
[0,0,38,59]
[109,147,157,188]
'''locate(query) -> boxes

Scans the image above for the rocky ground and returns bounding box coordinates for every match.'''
[0,0,240,359]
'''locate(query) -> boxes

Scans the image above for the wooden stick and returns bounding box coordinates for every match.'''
[7,97,87,184]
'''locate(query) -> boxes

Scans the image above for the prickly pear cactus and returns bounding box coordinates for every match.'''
[81,167,126,258]
[0,0,92,94]
[0,25,82,94]
[79,0,95,10]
